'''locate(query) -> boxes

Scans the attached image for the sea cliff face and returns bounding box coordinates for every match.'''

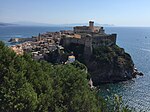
[46,43,136,86]
[87,45,135,85]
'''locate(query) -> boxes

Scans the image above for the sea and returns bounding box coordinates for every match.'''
[0,26,150,111]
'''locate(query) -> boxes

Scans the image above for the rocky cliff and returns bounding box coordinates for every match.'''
[87,45,135,85]
[47,43,137,86]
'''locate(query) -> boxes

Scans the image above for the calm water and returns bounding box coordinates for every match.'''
[0,26,150,111]
[104,27,150,111]
[0,26,72,45]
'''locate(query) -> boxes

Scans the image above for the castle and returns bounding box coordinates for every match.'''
[61,21,117,59]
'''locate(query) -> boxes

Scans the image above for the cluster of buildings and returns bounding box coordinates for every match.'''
[61,21,117,60]
[10,21,117,63]
[9,32,62,60]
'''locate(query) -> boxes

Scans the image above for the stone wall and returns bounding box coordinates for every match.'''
[61,33,117,61]
[92,34,117,47]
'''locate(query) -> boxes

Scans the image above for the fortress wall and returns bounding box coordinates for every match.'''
[74,30,92,33]
[62,33,117,48]
[92,34,117,47]
[109,34,117,44]
[62,33,117,57]
[62,37,85,47]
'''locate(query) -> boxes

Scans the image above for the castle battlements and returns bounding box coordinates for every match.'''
[62,21,116,47]
[74,21,105,34]
[61,21,117,60]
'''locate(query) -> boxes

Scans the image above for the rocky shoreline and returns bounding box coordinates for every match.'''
[62,43,144,86]
[86,45,144,85]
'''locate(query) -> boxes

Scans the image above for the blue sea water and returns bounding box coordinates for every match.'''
[0,26,72,45]
[0,26,150,111]
[103,27,150,111]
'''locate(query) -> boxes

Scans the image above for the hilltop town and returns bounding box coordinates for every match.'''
[10,21,116,62]
[9,21,142,85]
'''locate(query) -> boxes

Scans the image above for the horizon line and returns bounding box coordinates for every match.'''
[1,21,150,27]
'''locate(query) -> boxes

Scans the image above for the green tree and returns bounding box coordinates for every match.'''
[50,64,100,112]
[0,41,135,112]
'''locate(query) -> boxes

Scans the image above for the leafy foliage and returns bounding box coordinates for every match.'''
[93,45,134,68]
[0,41,135,112]
[0,41,99,112]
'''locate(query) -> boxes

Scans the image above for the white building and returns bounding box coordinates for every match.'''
[68,55,75,63]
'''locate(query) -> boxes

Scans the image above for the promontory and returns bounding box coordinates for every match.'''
[9,21,141,86]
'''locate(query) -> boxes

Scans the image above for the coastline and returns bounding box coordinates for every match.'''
[0,26,149,111]
[7,22,143,85]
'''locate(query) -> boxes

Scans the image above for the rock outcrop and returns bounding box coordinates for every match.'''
[47,43,141,86]
[86,45,135,85]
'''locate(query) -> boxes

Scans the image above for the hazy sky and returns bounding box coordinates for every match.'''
[0,0,150,26]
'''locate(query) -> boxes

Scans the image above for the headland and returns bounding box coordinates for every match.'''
[9,21,143,85]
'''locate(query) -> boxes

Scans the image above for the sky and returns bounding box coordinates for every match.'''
[0,0,150,26]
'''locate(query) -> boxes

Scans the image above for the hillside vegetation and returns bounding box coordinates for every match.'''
[60,43,135,85]
[0,41,134,112]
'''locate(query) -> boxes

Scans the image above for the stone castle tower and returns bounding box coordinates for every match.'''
[89,21,94,32]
